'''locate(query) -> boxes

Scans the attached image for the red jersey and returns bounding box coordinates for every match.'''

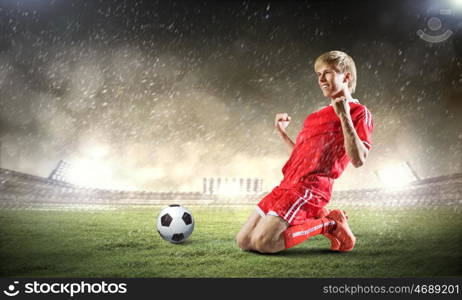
[279,99,374,201]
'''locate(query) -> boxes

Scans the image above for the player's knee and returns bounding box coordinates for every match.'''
[235,232,252,250]
[251,233,274,254]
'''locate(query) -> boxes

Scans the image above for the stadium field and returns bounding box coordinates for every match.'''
[0,205,461,278]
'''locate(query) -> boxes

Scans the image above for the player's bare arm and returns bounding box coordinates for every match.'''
[333,97,369,167]
[274,113,295,152]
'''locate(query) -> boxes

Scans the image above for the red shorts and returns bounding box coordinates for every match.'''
[256,184,330,226]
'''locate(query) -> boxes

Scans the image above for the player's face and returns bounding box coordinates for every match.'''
[315,64,347,98]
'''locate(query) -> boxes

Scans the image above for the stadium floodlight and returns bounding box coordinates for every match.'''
[66,159,114,189]
[48,160,71,181]
[376,161,419,189]
[450,0,462,8]
[83,144,109,159]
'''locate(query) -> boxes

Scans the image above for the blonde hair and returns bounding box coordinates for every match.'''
[314,50,357,94]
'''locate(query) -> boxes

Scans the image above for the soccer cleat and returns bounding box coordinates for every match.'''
[325,209,356,252]
[316,207,341,251]
[323,232,341,251]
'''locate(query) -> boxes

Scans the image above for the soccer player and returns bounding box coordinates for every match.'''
[236,50,374,254]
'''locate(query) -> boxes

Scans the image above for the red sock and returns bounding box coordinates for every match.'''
[283,218,336,249]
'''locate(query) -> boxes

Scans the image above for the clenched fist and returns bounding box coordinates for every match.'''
[275,113,291,133]
[332,96,350,117]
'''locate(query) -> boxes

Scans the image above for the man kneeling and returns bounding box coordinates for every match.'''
[236,50,374,253]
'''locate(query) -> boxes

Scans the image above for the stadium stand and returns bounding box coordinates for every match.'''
[0,168,461,208]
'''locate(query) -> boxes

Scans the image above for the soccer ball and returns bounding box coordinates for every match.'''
[156,204,194,243]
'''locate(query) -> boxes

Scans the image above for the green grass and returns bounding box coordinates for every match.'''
[0,205,461,277]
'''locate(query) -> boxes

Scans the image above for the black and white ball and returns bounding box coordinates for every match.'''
[156,205,194,243]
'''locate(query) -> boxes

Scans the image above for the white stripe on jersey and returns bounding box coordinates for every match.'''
[364,107,369,127]
[284,189,310,222]
[284,197,304,220]
[287,191,312,224]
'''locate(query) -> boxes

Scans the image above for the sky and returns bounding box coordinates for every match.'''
[0,0,461,192]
